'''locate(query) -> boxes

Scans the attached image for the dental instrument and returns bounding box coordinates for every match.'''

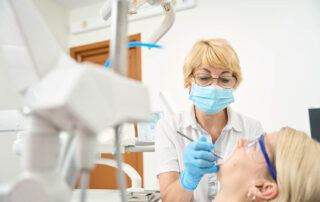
[0,0,177,200]
[176,130,224,163]
[176,130,194,142]
[0,0,151,202]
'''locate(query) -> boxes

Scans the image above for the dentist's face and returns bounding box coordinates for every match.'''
[217,133,278,192]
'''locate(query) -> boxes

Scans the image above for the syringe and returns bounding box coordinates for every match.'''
[176,131,224,165]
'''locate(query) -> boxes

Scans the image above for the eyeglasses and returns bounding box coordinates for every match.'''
[245,133,277,182]
[193,73,237,89]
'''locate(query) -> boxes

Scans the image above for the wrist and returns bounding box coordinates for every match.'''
[180,170,202,191]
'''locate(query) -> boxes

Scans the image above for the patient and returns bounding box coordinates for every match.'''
[214,127,320,202]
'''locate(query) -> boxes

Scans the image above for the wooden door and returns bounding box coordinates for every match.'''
[70,33,143,189]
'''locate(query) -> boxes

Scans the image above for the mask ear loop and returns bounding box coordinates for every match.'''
[258,134,277,182]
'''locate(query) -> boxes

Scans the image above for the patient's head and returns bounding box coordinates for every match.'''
[217,127,320,202]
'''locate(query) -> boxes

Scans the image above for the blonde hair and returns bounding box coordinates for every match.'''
[271,127,320,202]
[182,38,242,89]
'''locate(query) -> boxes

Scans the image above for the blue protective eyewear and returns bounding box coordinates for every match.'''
[259,133,277,182]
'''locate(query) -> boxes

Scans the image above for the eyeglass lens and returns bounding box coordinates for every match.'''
[245,138,265,163]
[194,73,236,88]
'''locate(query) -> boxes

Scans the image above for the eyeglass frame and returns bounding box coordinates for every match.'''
[258,133,277,182]
[192,73,237,89]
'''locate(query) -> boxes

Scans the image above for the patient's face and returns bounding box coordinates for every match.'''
[217,132,278,192]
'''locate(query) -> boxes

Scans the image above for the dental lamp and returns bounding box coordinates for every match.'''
[0,1,150,202]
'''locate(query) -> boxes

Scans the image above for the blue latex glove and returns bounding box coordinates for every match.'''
[180,136,219,191]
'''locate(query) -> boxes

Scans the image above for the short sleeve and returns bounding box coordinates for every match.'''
[155,115,181,176]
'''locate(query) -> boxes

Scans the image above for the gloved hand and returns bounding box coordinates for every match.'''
[180,136,219,191]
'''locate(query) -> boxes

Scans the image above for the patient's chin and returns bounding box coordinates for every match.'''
[216,158,233,183]
[216,170,221,181]
[216,163,224,180]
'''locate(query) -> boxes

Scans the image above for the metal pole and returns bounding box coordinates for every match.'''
[110,0,128,77]
[114,125,128,202]
[110,1,129,201]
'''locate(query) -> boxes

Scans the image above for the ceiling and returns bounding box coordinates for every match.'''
[54,0,105,9]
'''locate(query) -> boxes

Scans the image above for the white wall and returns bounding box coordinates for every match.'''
[0,0,69,184]
[69,0,320,189]
[32,0,70,51]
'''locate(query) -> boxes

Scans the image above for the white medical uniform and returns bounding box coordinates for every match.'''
[155,105,264,202]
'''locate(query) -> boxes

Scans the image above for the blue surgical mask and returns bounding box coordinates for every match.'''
[189,83,234,114]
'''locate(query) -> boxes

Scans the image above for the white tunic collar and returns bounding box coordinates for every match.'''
[180,105,243,132]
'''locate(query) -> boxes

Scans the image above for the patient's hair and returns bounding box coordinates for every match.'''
[271,127,320,202]
[182,38,242,89]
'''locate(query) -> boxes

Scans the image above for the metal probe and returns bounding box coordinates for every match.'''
[176,131,224,160]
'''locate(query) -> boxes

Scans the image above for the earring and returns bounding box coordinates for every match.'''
[247,192,256,201]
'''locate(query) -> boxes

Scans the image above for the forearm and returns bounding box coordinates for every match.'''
[161,178,193,202]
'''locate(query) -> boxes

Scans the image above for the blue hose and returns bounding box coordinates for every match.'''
[104,42,162,68]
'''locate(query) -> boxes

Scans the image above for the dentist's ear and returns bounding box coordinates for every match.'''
[250,181,278,200]
[188,80,193,94]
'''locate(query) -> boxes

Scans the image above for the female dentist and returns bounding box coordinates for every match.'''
[155,38,264,202]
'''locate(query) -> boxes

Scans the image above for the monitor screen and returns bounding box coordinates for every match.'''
[308,108,320,142]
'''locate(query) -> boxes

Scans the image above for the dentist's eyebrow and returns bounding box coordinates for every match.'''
[197,67,211,73]
[220,71,232,75]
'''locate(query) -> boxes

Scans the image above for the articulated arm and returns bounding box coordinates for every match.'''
[100,0,175,44]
